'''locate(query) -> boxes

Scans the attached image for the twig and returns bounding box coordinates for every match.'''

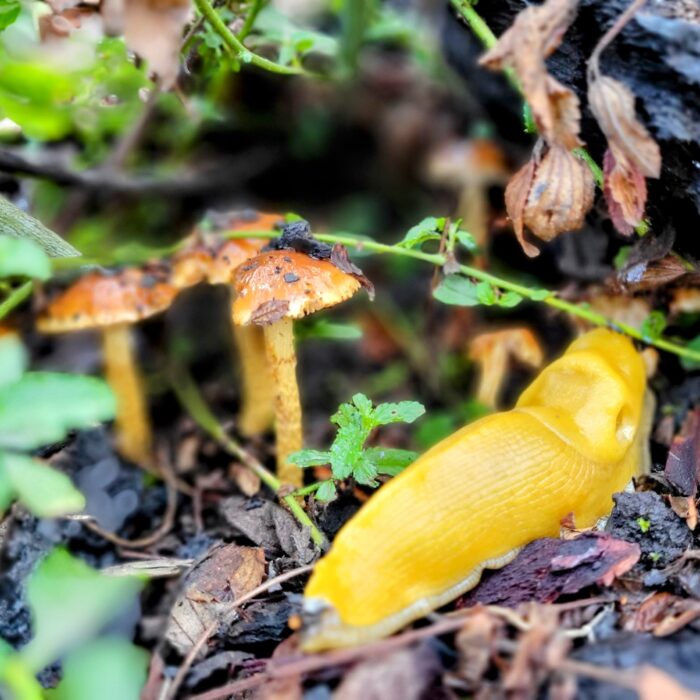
[193,0,309,76]
[168,563,313,700]
[169,364,327,547]
[449,0,649,237]
[222,229,700,365]
[185,599,622,700]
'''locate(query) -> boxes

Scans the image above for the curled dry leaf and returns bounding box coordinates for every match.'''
[588,76,661,179]
[589,75,661,235]
[505,145,595,257]
[603,149,647,235]
[480,0,581,148]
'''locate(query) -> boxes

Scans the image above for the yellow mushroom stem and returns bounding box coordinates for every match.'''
[262,317,303,488]
[101,323,153,467]
[232,324,275,437]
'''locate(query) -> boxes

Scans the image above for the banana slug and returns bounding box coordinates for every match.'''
[301,329,652,651]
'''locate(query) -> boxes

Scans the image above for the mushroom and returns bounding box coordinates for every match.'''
[232,247,367,486]
[426,138,509,263]
[171,211,281,436]
[468,327,544,409]
[37,266,177,467]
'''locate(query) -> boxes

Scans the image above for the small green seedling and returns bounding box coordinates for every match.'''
[0,549,146,700]
[289,392,425,502]
[0,333,115,519]
[636,517,651,534]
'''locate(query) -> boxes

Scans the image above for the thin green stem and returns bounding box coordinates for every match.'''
[450,0,648,237]
[291,481,324,497]
[0,281,33,322]
[222,228,700,364]
[169,364,327,547]
[193,0,308,76]
[238,0,265,41]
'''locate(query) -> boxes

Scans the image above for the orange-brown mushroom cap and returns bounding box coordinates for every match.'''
[232,250,362,326]
[208,238,267,285]
[172,242,215,289]
[37,267,177,333]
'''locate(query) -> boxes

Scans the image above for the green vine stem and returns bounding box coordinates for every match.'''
[0,281,33,322]
[449,0,649,237]
[222,228,700,364]
[169,364,327,548]
[193,0,308,76]
[238,0,266,41]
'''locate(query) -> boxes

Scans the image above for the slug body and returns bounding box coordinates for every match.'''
[302,330,651,651]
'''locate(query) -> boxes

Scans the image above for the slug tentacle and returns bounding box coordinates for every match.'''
[301,329,650,651]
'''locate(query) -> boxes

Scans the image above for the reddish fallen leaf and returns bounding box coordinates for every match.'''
[603,149,647,235]
[257,635,304,700]
[463,532,640,607]
[618,255,692,292]
[665,408,700,497]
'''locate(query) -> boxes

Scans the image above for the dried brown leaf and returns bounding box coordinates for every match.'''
[455,611,504,687]
[103,0,190,88]
[505,157,539,257]
[165,543,266,654]
[588,75,661,178]
[665,408,700,497]
[506,146,594,256]
[480,0,581,148]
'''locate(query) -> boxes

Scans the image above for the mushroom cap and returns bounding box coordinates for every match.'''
[208,238,267,285]
[232,250,362,326]
[38,267,177,333]
[427,138,509,187]
[172,242,215,289]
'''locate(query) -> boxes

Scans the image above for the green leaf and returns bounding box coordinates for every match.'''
[640,311,667,341]
[397,217,445,249]
[0,646,43,700]
[475,281,496,305]
[372,401,426,425]
[0,197,79,258]
[20,549,143,672]
[0,236,51,280]
[433,275,480,306]
[415,413,455,450]
[0,334,26,389]
[351,392,374,418]
[315,480,337,502]
[47,638,148,700]
[530,288,552,301]
[497,291,523,308]
[0,0,20,31]
[455,229,477,252]
[0,452,85,518]
[0,373,116,451]
[352,454,378,486]
[288,449,331,468]
[366,446,418,476]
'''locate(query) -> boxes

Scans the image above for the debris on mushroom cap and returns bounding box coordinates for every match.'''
[204,209,285,235]
[232,250,366,326]
[37,266,177,333]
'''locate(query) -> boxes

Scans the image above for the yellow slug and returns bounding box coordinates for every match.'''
[301,329,652,651]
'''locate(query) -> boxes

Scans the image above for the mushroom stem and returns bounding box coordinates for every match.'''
[263,317,303,487]
[232,324,275,436]
[101,323,153,467]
